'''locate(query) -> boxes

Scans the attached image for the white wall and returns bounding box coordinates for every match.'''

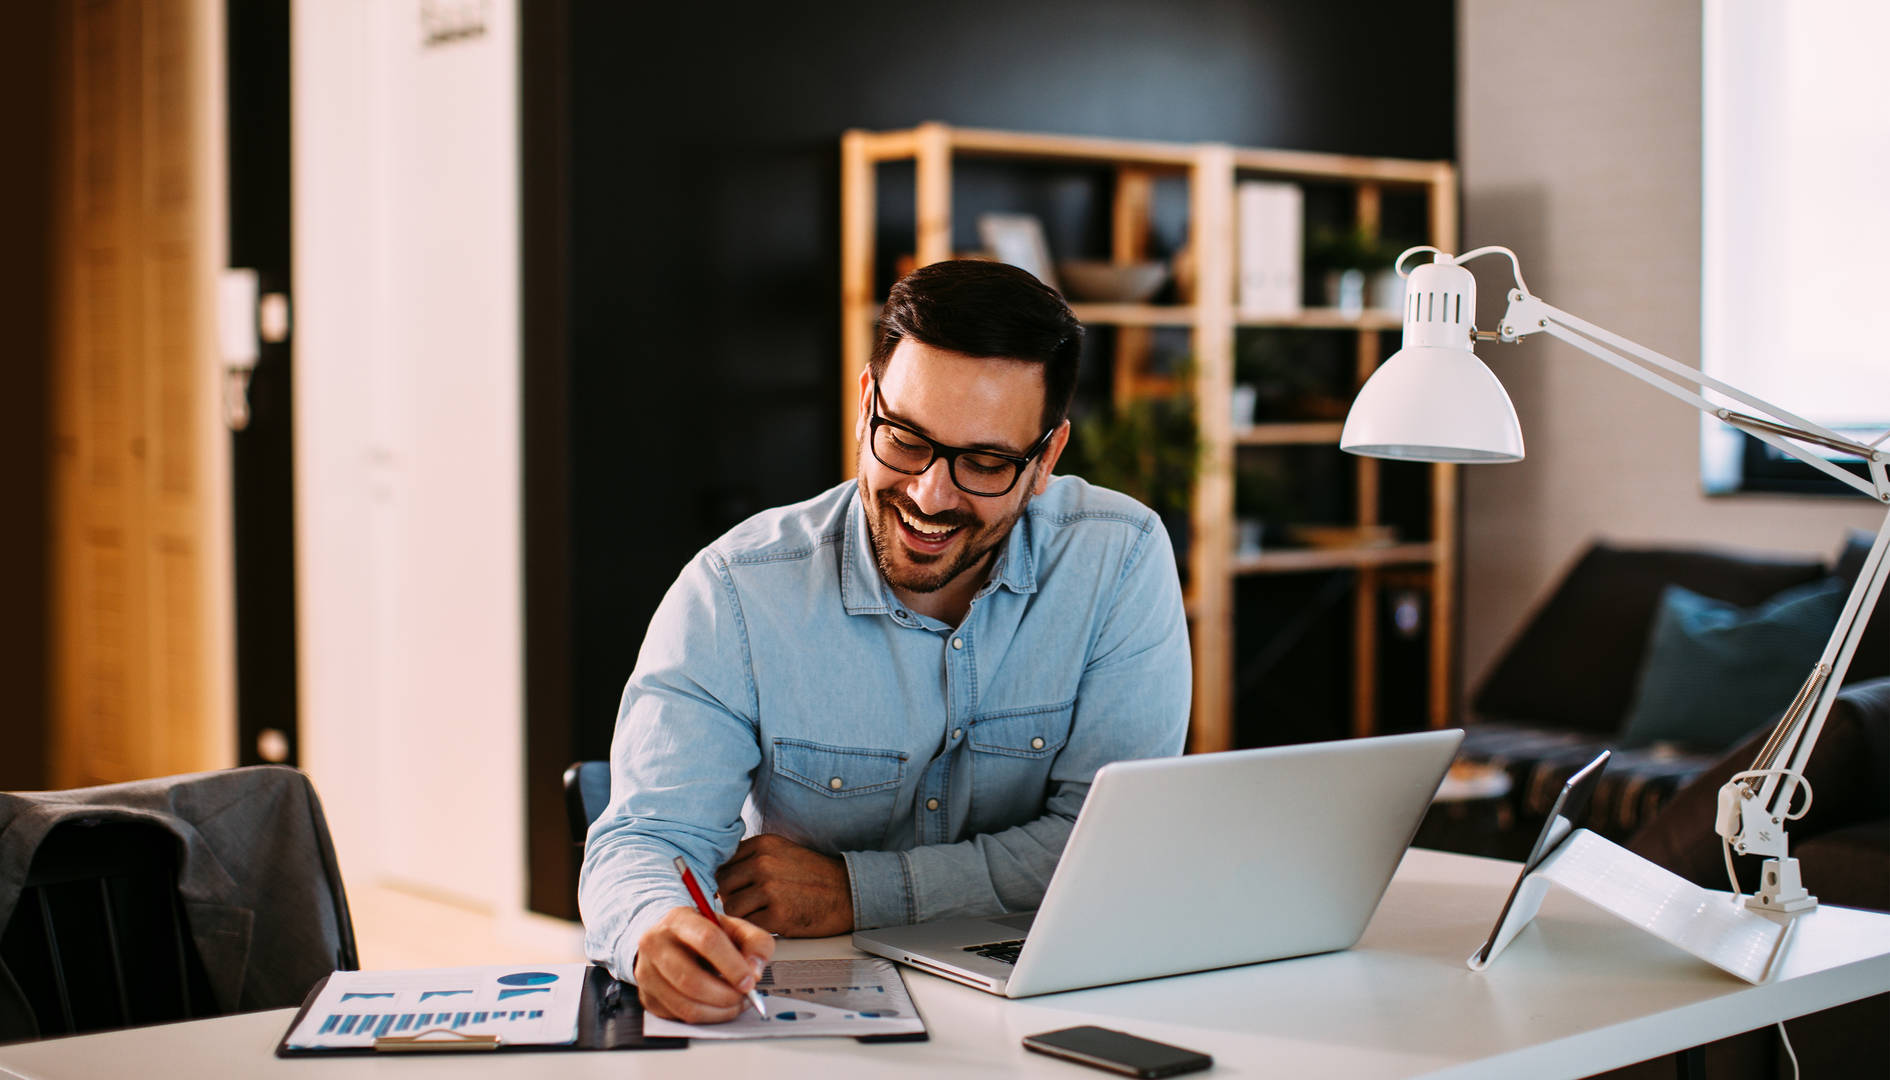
[293,1,525,918]
[1456,0,1883,693]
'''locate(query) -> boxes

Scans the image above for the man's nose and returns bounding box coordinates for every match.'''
[906,458,960,515]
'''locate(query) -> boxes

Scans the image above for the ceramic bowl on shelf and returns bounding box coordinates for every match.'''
[1055,259,1169,303]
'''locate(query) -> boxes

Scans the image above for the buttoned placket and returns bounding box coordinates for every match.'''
[924,612,969,846]
[906,608,978,847]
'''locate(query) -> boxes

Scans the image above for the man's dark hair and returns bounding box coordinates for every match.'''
[868,260,1084,433]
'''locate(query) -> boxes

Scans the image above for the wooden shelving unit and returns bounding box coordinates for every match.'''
[840,123,1459,754]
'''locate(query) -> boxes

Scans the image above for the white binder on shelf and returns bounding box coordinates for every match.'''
[1237,181,1303,316]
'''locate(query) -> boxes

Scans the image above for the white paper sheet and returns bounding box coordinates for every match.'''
[642,957,924,1040]
[283,963,589,1049]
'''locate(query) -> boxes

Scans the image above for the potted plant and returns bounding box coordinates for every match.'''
[1061,392,1201,567]
[1307,226,1406,315]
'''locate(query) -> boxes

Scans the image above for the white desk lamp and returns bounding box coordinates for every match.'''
[1342,245,1890,916]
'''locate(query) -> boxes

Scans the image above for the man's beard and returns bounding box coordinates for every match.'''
[859,470,1031,596]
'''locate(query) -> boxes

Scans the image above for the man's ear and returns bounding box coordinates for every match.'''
[1032,420,1072,495]
[854,367,873,443]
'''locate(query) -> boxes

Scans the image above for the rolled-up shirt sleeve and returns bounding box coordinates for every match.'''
[578,549,761,982]
[843,518,1191,927]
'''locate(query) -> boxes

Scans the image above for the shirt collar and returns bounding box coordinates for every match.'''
[840,489,1039,617]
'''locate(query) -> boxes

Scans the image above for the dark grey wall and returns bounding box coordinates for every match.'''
[527,0,1457,915]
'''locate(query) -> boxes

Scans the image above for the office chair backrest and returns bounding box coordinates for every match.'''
[563,761,611,845]
[0,819,217,1040]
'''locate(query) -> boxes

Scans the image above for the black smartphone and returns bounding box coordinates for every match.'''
[1022,1025,1213,1078]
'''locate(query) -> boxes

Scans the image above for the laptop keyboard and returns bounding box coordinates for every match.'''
[963,938,1026,965]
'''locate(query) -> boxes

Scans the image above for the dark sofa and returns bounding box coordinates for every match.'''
[1422,531,1889,860]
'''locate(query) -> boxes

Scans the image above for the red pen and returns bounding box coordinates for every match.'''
[673,855,768,1018]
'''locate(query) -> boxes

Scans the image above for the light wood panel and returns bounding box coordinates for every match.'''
[1427,163,1461,731]
[1109,167,1156,409]
[1234,542,1442,575]
[1235,422,1344,446]
[50,0,230,788]
[1188,144,1236,753]
[839,130,874,476]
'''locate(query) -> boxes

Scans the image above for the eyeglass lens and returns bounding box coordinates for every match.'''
[871,423,1020,496]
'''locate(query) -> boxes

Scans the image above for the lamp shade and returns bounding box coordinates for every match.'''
[1339,346,1525,462]
[1339,250,1525,463]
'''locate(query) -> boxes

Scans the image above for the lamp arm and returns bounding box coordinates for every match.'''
[1738,510,1890,828]
[1480,284,1890,906]
[1497,292,1889,501]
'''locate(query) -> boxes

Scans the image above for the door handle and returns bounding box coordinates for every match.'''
[217,269,290,431]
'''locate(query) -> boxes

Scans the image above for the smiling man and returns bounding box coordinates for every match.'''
[579,260,1191,1023]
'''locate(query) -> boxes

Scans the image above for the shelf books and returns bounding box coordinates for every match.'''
[1237,181,1303,316]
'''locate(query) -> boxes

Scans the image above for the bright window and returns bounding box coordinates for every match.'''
[1702,0,1890,493]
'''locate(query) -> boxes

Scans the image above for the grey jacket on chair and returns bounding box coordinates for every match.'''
[0,765,357,1036]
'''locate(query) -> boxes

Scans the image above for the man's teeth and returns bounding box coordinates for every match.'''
[898,506,957,537]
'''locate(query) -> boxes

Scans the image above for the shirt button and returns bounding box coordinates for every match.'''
[1030,737,1045,749]
[951,637,963,650]
[829,777,844,790]
[952,728,963,740]
[926,798,940,811]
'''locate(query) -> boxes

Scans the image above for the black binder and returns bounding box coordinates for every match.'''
[275,963,926,1055]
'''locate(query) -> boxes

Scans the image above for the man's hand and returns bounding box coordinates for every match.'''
[632,906,774,1024]
[716,834,854,937]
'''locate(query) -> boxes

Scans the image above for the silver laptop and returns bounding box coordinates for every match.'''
[852,728,1463,997]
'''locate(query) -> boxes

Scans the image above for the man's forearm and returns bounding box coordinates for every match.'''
[843,794,1082,929]
[579,830,711,981]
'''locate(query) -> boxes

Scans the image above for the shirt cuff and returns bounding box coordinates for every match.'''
[843,847,914,930]
[610,890,696,985]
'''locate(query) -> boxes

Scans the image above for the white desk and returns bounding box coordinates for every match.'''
[2,849,1886,1080]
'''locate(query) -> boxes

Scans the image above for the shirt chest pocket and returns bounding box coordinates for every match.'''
[965,701,1073,827]
[763,739,908,854]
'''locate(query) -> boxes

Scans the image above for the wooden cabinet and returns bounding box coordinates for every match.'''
[840,123,1458,753]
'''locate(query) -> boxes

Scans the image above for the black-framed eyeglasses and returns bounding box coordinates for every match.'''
[866,381,1056,497]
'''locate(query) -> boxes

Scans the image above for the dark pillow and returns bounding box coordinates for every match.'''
[1473,542,1827,735]
[1629,677,1890,902]
[1834,528,1890,683]
[1618,577,1847,752]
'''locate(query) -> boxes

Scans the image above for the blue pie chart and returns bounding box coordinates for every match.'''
[496,972,559,987]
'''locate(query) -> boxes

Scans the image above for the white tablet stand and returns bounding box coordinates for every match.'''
[1469,827,1793,985]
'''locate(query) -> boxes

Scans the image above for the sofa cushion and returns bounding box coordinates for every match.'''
[1793,822,1890,913]
[1472,542,1827,736]
[1618,577,1847,752]
[1629,677,1890,896]
[1834,528,1890,683]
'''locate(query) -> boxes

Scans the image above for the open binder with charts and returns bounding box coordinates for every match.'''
[275,959,925,1056]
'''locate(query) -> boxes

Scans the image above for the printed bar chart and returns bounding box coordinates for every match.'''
[285,964,585,1051]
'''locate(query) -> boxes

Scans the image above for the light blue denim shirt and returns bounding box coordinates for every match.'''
[579,476,1190,980]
